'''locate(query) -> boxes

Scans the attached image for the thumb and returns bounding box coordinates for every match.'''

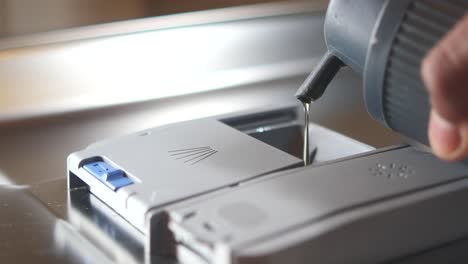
[428,110,468,161]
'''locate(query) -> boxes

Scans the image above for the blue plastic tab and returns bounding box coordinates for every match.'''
[83,161,133,191]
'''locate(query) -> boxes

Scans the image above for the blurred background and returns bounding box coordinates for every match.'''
[0,0,294,37]
[0,0,328,120]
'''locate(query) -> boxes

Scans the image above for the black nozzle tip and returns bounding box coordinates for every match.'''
[295,90,313,104]
[295,52,345,103]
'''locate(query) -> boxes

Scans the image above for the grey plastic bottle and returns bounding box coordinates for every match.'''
[296,0,468,146]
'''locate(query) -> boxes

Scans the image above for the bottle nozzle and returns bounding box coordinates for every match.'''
[295,52,345,103]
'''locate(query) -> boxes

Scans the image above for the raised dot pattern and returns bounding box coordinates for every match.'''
[369,162,415,179]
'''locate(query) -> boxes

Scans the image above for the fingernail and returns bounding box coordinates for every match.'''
[429,111,461,159]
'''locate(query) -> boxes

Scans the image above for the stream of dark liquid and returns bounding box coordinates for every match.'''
[302,102,310,166]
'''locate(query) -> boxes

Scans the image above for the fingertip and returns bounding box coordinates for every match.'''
[428,110,462,161]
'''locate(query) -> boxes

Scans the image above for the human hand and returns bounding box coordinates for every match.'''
[422,14,468,161]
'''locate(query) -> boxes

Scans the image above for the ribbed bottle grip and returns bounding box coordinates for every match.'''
[382,0,467,145]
